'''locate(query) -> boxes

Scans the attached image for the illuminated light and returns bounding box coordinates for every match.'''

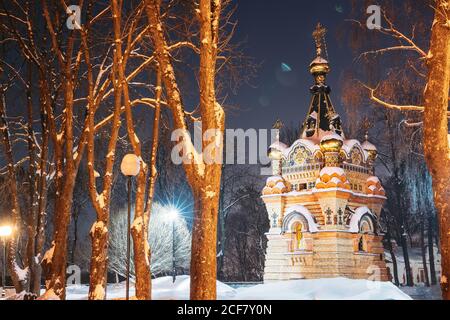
[120,154,141,177]
[0,225,13,237]
[165,206,180,222]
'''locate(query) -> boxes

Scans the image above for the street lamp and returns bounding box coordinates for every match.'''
[166,207,179,283]
[120,154,141,300]
[0,225,12,298]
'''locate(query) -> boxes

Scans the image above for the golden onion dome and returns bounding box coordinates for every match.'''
[268,141,287,160]
[268,148,282,160]
[320,134,343,153]
[309,56,330,75]
[362,140,378,161]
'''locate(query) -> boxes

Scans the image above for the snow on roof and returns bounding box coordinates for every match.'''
[342,139,360,152]
[348,207,376,232]
[269,141,288,151]
[284,205,319,233]
[362,140,377,151]
[330,177,343,184]
[367,176,380,183]
[267,176,282,183]
[284,139,320,157]
[320,166,345,177]
[274,181,287,190]
[320,133,344,143]
[310,56,329,66]
[342,139,369,161]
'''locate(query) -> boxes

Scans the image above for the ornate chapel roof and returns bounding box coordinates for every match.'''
[301,23,344,142]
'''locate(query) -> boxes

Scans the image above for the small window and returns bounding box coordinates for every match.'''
[359,185,362,191]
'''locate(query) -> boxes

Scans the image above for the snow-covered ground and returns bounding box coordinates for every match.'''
[59,276,411,300]
[233,278,411,300]
[399,284,442,300]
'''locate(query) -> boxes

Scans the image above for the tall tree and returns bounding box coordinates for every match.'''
[349,0,450,298]
[145,0,226,299]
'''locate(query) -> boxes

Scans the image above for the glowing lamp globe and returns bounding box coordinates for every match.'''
[120,154,141,177]
[0,225,13,237]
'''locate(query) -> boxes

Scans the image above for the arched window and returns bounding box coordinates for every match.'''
[359,215,375,234]
[358,236,366,252]
[290,222,305,251]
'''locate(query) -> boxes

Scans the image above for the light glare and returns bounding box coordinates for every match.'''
[0,225,13,237]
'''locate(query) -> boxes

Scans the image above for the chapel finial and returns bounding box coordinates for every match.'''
[273,119,284,141]
[310,23,330,76]
[361,117,373,141]
[312,23,327,58]
[272,119,284,130]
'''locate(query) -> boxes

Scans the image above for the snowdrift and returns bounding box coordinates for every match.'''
[57,276,411,300]
[232,277,411,300]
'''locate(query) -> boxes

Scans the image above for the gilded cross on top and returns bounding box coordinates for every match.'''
[312,23,327,57]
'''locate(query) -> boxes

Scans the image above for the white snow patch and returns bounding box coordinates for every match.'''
[321,133,344,143]
[96,193,105,209]
[273,181,286,190]
[320,166,345,177]
[362,140,377,151]
[132,216,144,232]
[61,276,410,300]
[90,221,107,236]
[269,141,288,152]
[266,176,282,184]
[233,278,411,300]
[14,263,29,282]
[367,176,380,183]
[348,207,375,232]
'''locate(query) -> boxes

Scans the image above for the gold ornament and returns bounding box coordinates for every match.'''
[350,149,362,165]
[294,147,309,165]
[320,138,343,153]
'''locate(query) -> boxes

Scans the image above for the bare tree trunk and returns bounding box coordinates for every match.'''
[0,91,27,293]
[145,0,225,300]
[31,80,50,296]
[422,0,450,300]
[400,228,414,286]
[420,216,430,286]
[385,222,400,286]
[190,190,221,299]
[42,181,77,299]
[24,65,40,294]
[428,215,437,285]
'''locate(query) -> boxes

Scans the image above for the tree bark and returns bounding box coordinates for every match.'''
[423,0,450,300]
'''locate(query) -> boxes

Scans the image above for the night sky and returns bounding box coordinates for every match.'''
[229,0,354,130]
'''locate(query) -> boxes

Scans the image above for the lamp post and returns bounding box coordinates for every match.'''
[167,208,179,283]
[0,225,12,298]
[120,154,140,300]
